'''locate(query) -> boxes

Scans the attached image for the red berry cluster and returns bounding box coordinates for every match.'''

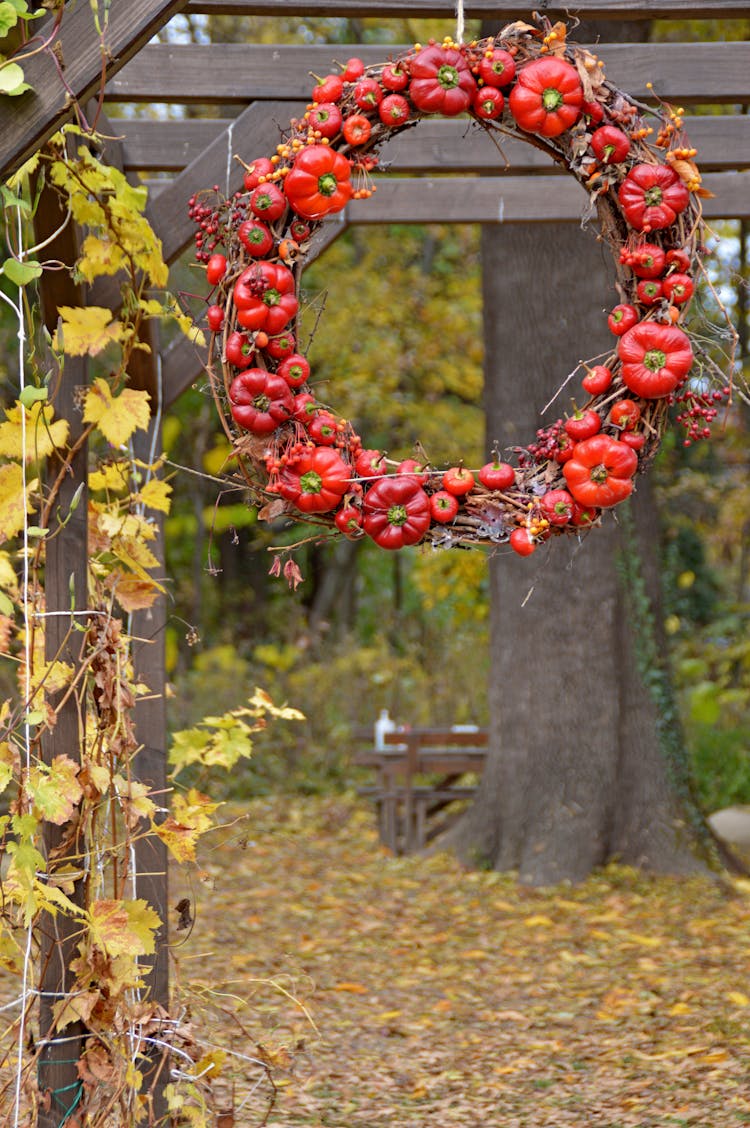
[670,383,731,446]
[187,188,247,263]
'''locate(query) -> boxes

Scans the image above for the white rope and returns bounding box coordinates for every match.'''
[455,0,465,45]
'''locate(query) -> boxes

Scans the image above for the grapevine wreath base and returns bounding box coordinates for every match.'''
[190,17,729,564]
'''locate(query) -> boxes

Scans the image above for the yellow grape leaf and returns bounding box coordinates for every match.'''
[0,551,19,596]
[0,402,69,462]
[0,463,38,543]
[110,573,161,613]
[26,755,83,824]
[727,990,750,1007]
[136,477,172,514]
[155,817,202,863]
[97,509,156,542]
[88,898,160,958]
[112,535,161,578]
[156,790,220,862]
[0,755,12,796]
[668,1002,692,1016]
[192,1050,226,1080]
[112,774,156,829]
[248,687,305,721]
[88,460,131,493]
[76,233,128,283]
[54,307,128,358]
[83,378,151,446]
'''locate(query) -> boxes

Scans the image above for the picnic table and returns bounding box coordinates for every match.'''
[354,726,488,854]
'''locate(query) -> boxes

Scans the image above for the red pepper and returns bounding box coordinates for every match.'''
[335,504,364,537]
[473,86,504,121]
[353,77,383,110]
[636,278,663,306]
[307,410,338,446]
[562,434,638,508]
[243,157,274,192]
[342,57,365,82]
[430,490,459,523]
[509,527,537,556]
[277,353,310,389]
[662,272,693,305]
[626,242,666,279]
[478,460,515,491]
[564,408,601,442]
[206,304,224,332]
[233,262,298,334]
[229,368,295,434]
[609,399,641,431]
[478,49,515,88]
[590,125,630,165]
[250,182,286,222]
[607,303,639,336]
[225,330,255,369]
[279,446,350,513]
[408,45,476,116]
[356,449,387,478]
[308,102,343,139]
[541,488,574,526]
[238,219,273,258]
[508,57,582,138]
[666,247,691,272]
[442,466,475,496]
[284,145,352,220]
[381,63,408,92]
[618,164,690,233]
[398,458,429,485]
[205,253,227,285]
[342,114,372,145]
[312,74,344,103]
[379,93,411,126]
[363,475,431,549]
[581,365,612,396]
[617,321,693,398]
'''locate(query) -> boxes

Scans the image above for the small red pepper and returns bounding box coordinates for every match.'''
[363,475,431,549]
[563,434,638,509]
[229,368,295,434]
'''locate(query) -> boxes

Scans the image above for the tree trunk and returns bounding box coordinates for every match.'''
[445,215,708,884]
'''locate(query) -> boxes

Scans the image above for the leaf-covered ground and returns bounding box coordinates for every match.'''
[181,796,750,1127]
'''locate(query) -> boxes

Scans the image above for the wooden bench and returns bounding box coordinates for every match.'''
[354,727,488,854]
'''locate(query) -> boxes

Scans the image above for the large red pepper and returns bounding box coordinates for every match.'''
[408,45,476,116]
[362,474,431,549]
[278,446,351,513]
[617,321,693,398]
[284,145,353,220]
[233,262,298,334]
[229,368,295,434]
[508,57,582,138]
[618,164,690,233]
[562,434,638,508]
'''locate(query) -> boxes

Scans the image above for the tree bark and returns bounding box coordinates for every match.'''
[445,215,707,885]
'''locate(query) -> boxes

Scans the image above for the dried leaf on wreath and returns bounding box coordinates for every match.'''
[258,498,288,522]
[499,21,543,39]
[573,50,606,103]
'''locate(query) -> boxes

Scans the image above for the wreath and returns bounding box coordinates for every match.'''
[189,17,728,570]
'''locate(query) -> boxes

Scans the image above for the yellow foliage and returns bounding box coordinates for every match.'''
[54,306,129,357]
[0,401,69,462]
[83,378,151,446]
[0,463,37,543]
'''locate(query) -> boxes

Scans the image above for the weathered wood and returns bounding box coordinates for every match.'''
[35,184,88,1128]
[118,113,750,175]
[185,0,750,17]
[105,42,750,105]
[129,325,170,1123]
[0,0,189,180]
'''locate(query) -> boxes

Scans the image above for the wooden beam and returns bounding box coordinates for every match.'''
[105,42,750,106]
[35,183,88,1128]
[0,0,190,181]
[335,170,750,223]
[185,0,750,17]
[118,113,750,175]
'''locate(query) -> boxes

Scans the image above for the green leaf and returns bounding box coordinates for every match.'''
[0,183,30,213]
[0,2,19,37]
[17,384,47,408]
[23,710,44,726]
[0,590,13,616]
[0,62,29,96]
[1,257,41,285]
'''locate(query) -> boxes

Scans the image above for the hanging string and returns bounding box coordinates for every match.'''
[455,0,465,44]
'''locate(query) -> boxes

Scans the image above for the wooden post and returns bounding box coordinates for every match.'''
[130,322,170,1123]
[35,183,88,1128]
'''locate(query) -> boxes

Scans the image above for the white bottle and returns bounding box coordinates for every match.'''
[374,708,396,750]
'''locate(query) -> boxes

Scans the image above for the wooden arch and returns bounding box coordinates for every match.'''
[0,3,747,1122]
